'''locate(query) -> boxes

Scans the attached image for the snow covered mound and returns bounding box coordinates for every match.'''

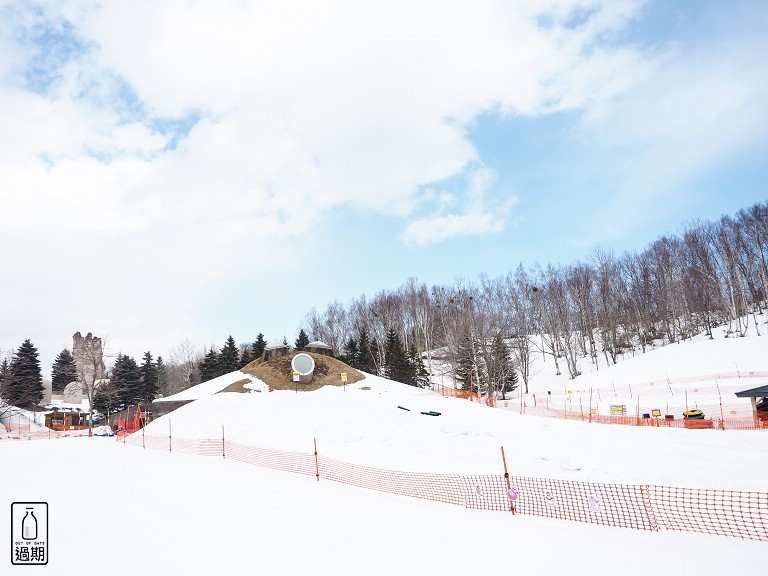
[156,370,267,402]
[140,338,768,492]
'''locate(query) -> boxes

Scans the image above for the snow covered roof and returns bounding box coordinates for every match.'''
[306,341,331,349]
[265,341,289,350]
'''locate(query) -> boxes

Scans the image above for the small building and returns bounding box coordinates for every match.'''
[262,342,289,362]
[45,408,91,431]
[305,341,333,357]
[735,385,768,425]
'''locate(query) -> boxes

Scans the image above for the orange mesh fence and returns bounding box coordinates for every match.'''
[318,455,466,507]
[505,477,657,531]
[649,486,768,541]
[526,407,768,431]
[122,432,768,542]
[439,388,497,408]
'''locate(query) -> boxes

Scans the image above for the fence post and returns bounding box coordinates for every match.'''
[142,424,145,449]
[222,425,226,459]
[501,446,515,515]
[314,437,320,481]
[169,419,172,453]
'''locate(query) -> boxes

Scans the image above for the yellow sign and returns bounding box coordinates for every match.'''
[341,373,347,383]
[292,371,300,382]
[651,409,661,417]
[610,404,627,416]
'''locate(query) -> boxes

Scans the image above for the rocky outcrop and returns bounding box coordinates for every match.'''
[72,332,106,386]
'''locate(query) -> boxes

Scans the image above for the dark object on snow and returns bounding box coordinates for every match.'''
[642,413,650,419]
[397,406,411,411]
[665,414,675,420]
[420,411,441,417]
[683,409,704,419]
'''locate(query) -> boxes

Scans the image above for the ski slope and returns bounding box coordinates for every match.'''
[2,334,767,575]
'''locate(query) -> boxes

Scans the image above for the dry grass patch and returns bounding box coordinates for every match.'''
[216,378,255,394]
[241,351,365,392]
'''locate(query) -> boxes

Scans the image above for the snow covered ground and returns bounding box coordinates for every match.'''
[1,334,766,574]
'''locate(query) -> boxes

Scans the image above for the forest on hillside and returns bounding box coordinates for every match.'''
[301,201,768,397]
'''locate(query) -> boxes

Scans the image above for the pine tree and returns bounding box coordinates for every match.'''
[139,351,159,403]
[295,329,310,350]
[218,336,240,374]
[251,333,267,361]
[408,344,430,388]
[111,353,142,409]
[51,348,78,392]
[0,358,11,402]
[488,334,518,399]
[5,339,44,409]
[156,355,169,396]
[239,345,253,368]
[92,380,120,416]
[199,348,220,382]
[342,336,359,367]
[356,328,377,374]
[384,329,413,384]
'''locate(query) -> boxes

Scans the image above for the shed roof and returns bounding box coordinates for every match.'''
[265,342,289,350]
[734,385,768,398]
[306,341,331,349]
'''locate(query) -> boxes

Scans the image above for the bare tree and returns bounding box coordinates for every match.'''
[166,339,203,396]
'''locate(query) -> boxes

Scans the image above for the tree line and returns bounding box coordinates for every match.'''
[300,201,768,397]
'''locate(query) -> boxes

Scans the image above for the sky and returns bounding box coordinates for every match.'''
[1,0,767,375]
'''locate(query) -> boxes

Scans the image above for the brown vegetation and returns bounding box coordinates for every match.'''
[239,351,365,392]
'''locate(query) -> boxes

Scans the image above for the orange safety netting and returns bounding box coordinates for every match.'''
[124,432,768,542]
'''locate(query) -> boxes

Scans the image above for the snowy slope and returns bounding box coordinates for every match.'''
[138,336,768,491]
[1,335,766,575]
[156,370,266,402]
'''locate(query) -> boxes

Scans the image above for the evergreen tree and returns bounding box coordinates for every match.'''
[239,346,253,368]
[408,344,430,388]
[0,358,11,401]
[139,351,159,403]
[156,355,169,396]
[282,335,289,348]
[356,328,377,374]
[199,348,220,382]
[488,334,518,400]
[341,336,359,367]
[295,329,310,350]
[218,336,240,374]
[111,353,142,408]
[5,339,44,409]
[251,333,267,361]
[384,329,413,384]
[51,348,78,392]
[92,380,120,417]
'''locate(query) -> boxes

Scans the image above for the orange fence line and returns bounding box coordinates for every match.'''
[124,431,768,542]
[524,407,768,431]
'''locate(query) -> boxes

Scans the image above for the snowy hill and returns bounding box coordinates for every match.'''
[140,335,768,490]
[3,333,766,575]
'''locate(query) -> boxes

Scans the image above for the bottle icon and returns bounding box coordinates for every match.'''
[22,508,37,540]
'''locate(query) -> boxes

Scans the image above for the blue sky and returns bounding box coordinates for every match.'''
[0,0,766,375]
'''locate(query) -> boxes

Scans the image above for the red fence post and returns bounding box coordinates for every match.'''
[314,437,320,481]
[501,446,515,515]
[169,419,172,453]
[222,425,226,459]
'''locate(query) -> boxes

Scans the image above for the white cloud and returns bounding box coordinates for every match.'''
[401,212,506,247]
[4,0,763,367]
